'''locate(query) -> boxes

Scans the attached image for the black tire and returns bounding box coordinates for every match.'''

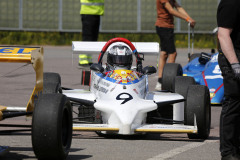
[43,82,62,94]
[189,53,201,62]
[32,94,72,160]
[44,72,61,85]
[185,85,211,139]
[174,76,196,98]
[174,76,196,124]
[162,63,183,92]
[43,72,62,93]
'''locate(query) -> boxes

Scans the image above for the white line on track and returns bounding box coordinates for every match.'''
[147,140,218,160]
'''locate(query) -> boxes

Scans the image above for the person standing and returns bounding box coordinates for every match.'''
[155,0,195,90]
[217,0,240,160]
[79,0,104,66]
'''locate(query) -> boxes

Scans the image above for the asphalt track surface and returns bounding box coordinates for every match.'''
[0,46,222,160]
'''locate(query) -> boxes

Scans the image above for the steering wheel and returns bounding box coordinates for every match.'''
[97,37,143,73]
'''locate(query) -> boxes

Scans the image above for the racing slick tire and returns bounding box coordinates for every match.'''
[162,63,183,92]
[185,85,211,139]
[32,94,72,160]
[43,72,61,84]
[174,76,196,98]
[43,82,61,94]
[43,72,62,93]
[174,76,196,123]
[189,53,201,62]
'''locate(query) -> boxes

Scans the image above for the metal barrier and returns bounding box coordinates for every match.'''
[0,0,220,33]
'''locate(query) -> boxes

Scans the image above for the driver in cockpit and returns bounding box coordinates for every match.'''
[106,44,133,71]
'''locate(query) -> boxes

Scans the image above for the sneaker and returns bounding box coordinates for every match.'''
[155,82,162,91]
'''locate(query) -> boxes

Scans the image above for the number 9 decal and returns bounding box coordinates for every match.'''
[116,93,133,104]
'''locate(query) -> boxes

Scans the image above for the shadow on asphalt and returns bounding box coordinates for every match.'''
[0,147,35,160]
[68,154,92,160]
[73,131,219,143]
[0,130,31,136]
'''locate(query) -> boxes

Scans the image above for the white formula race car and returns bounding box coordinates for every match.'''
[45,37,211,139]
[59,38,211,139]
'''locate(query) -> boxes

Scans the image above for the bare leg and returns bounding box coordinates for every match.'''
[158,51,168,78]
[168,52,177,63]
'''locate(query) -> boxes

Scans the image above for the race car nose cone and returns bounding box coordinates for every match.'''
[120,124,131,134]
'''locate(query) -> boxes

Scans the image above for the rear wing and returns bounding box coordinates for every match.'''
[0,47,43,112]
[72,41,159,55]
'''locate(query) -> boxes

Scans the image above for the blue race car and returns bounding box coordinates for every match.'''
[183,52,224,104]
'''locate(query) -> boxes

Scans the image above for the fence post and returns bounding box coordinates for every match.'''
[176,0,181,32]
[137,0,141,32]
[59,0,63,31]
[19,0,23,30]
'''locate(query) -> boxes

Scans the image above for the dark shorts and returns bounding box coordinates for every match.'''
[156,26,176,54]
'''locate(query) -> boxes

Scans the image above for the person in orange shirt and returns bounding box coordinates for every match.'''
[155,0,196,90]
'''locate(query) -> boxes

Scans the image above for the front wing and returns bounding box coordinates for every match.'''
[73,123,197,134]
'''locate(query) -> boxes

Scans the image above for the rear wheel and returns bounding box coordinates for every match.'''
[162,63,183,92]
[44,72,61,84]
[174,76,196,123]
[43,82,61,93]
[43,72,62,93]
[185,85,211,139]
[32,94,72,160]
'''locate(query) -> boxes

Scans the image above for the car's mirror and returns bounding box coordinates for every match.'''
[138,53,144,61]
[143,66,156,75]
[90,63,104,73]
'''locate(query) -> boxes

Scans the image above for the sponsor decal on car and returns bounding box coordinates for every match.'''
[210,54,218,63]
[93,84,109,94]
[97,70,142,85]
[0,47,37,54]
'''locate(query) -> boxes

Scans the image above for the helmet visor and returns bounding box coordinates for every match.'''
[109,54,132,66]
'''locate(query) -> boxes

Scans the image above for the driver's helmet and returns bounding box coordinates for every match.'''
[107,44,133,70]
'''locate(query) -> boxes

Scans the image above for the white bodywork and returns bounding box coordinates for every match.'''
[63,70,197,135]
[72,41,159,55]
[62,41,197,135]
[90,71,157,134]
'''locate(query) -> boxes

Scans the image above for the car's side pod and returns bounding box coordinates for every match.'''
[68,97,95,106]
[155,99,185,107]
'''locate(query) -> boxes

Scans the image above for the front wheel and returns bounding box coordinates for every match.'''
[32,94,72,160]
[185,85,211,139]
[174,76,196,123]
